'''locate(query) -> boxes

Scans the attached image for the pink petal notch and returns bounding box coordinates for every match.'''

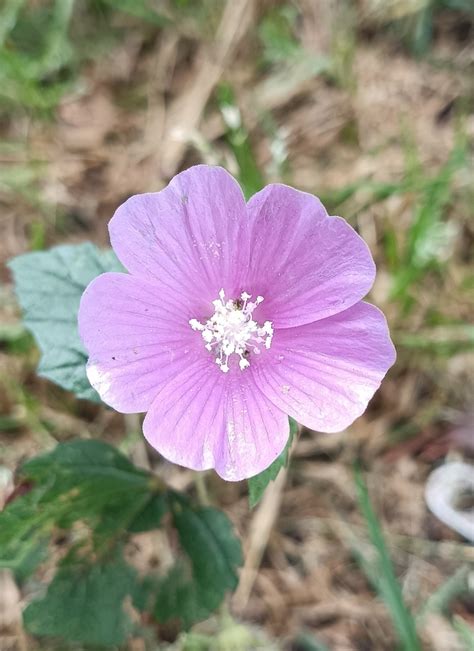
[250,303,396,434]
[78,165,396,480]
[245,184,376,328]
[108,165,250,307]
[143,366,289,481]
[78,272,199,414]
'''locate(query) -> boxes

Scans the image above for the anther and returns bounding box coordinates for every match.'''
[189,289,274,373]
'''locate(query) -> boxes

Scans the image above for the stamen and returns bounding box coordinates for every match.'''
[189,289,274,373]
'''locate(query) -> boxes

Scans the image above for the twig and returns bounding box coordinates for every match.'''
[232,466,288,611]
[194,472,211,507]
[160,0,255,177]
[124,413,150,471]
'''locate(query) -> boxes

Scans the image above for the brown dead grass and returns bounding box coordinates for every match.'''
[0,1,473,650]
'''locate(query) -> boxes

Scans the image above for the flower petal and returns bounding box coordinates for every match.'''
[245,184,376,327]
[251,302,396,432]
[143,362,289,481]
[78,272,200,413]
[109,165,250,306]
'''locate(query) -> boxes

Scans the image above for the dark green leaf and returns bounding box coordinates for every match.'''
[8,243,123,401]
[0,482,53,568]
[11,538,48,584]
[248,417,297,508]
[23,552,136,646]
[0,440,156,566]
[132,574,160,613]
[128,492,169,533]
[174,504,242,605]
[23,440,152,531]
[154,500,242,628]
[154,562,210,629]
[0,520,49,578]
[23,438,148,484]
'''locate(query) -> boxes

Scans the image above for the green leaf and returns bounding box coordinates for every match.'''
[8,242,123,401]
[11,538,48,583]
[174,504,242,606]
[154,500,242,628]
[354,466,422,651]
[154,562,211,629]
[101,0,171,26]
[127,492,169,533]
[24,440,154,532]
[1,438,244,639]
[131,574,159,614]
[23,439,150,500]
[0,482,54,568]
[0,440,157,566]
[23,438,148,485]
[248,417,297,508]
[23,552,136,646]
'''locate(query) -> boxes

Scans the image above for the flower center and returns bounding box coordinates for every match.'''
[189,289,273,373]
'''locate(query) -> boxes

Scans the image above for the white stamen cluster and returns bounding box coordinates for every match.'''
[189,289,273,373]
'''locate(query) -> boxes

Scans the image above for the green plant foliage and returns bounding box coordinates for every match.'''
[293,632,332,651]
[259,5,301,65]
[0,0,171,114]
[390,141,466,307]
[257,3,331,87]
[23,439,153,533]
[395,324,474,357]
[99,0,170,25]
[452,615,474,650]
[247,417,297,508]
[127,492,169,533]
[354,466,422,651]
[0,440,243,646]
[217,83,264,200]
[0,0,75,112]
[318,138,468,317]
[154,562,211,629]
[153,499,243,629]
[0,440,155,567]
[23,551,137,646]
[174,502,242,604]
[417,565,471,623]
[8,243,123,401]
[375,0,474,56]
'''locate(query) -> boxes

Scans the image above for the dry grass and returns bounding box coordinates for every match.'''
[0,1,473,649]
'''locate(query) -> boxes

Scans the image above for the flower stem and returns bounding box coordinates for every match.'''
[194,471,211,506]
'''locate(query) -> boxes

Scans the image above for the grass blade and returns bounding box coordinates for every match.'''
[354,466,422,651]
[217,83,264,200]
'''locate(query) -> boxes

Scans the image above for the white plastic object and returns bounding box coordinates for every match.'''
[425,462,474,543]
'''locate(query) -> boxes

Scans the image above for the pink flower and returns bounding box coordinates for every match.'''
[78,166,395,480]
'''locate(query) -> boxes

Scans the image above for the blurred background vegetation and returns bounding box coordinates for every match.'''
[0,0,473,650]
